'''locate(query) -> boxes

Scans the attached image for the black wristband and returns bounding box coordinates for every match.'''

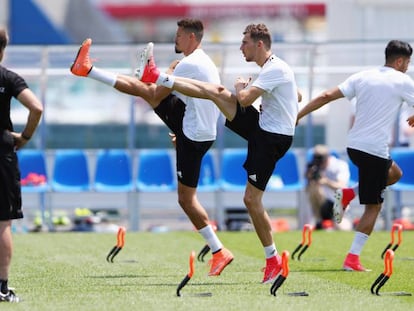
[21,133,31,140]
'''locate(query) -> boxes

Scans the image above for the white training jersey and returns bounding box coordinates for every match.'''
[339,66,414,158]
[252,55,298,136]
[172,49,221,141]
[322,156,350,201]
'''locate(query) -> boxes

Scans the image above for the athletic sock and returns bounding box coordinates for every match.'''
[88,67,117,87]
[348,231,368,255]
[264,243,278,259]
[199,224,222,253]
[156,72,175,88]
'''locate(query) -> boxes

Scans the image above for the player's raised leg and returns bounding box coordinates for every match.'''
[136,42,238,120]
[70,39,165,107]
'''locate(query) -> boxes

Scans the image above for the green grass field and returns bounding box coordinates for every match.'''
[3,229,414,310]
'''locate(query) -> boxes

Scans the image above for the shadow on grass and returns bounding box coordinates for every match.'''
[87,275,253,287]
[291,268,346,273]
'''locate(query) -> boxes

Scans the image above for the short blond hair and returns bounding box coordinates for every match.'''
[313,144,329,157]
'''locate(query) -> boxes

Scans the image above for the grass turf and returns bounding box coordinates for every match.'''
[3,230,414,310]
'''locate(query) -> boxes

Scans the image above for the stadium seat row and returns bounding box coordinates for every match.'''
[17,148,305,194]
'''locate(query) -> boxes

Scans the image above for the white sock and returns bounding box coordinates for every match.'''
[88,67,117,87]
[156,72,175,88]
[349,231,368,255]
[264,243,278,259]
[199,225,222,253]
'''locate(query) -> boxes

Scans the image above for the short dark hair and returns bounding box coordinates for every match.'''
[243,24,272,50]
[177,19,204,42]
[0,28,9,51]
[385,40,412,63]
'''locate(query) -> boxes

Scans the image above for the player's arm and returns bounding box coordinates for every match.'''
[234,77,263,107]
[297,87,344,123]
[13,88,43,149]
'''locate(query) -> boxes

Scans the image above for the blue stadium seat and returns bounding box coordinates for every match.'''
[136,149,176,192]
[52,149,90,192]
[94,149,134,192]
[219,149,247,191]
[17,149,50,227]
[348,159,359,187]
[389,148,414,221]
[198,151,219,191]
[268,150,304,192]
[17,149,49,193]
[390,148,414,191]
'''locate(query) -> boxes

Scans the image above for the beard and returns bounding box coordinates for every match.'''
[174,43,183,54]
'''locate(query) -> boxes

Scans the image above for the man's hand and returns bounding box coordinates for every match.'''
[234,77,251,90]
[11,132,28,150]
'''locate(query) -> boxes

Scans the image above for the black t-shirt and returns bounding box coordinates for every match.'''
[0,65,28,131]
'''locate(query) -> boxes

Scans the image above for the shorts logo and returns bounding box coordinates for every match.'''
[177,171,182,179]
[0,87,5,93]
[248,174,257,182]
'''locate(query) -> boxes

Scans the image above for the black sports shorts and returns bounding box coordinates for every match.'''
[225,104,292,191]
[347,148,391,204]
[0,130,22,220]
[154,94,214,188]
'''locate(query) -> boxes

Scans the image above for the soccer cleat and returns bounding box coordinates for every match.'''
[262,254,282,284]
[208,248,234,276]
[135,42,160,83]
[70,38,93,76]
[0,290,20,303]
[333,188,355,224]
[343,253,369,272]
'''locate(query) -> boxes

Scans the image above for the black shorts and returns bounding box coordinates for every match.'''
[0,130,23,220]
[154,94,214,188]
[347,148,391,204]
[225,103,293,191]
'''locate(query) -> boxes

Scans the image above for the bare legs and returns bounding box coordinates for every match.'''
[356,161,402,235]
[0,221,12,282]
[177,182,210,230]
[171,77,238,121]
[243,182,274,247]
[113,75,170,108]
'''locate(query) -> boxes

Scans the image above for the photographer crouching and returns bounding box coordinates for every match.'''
[305,145,350,230]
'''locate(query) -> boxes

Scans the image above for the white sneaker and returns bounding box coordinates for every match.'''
[135,42,158,82]
[333,188,355,223]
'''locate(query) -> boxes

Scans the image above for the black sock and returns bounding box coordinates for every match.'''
[0,279,8,294]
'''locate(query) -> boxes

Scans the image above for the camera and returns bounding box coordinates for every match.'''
[306,154,325,181]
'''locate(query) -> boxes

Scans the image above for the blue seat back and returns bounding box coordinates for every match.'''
[18,150,48,180]
[17,150,49,192]
[52,149,90,191]
[94,149,133,192]
[391,149,414,188]
[136,149,176,191]
[198,151,218,191]
[220,149,246,191]
[269,150,302,190]
[348,159,359,186]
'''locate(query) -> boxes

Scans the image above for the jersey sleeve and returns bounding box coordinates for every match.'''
[7,70,28,98]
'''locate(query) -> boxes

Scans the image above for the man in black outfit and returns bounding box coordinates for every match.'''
[0,28,43,303]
